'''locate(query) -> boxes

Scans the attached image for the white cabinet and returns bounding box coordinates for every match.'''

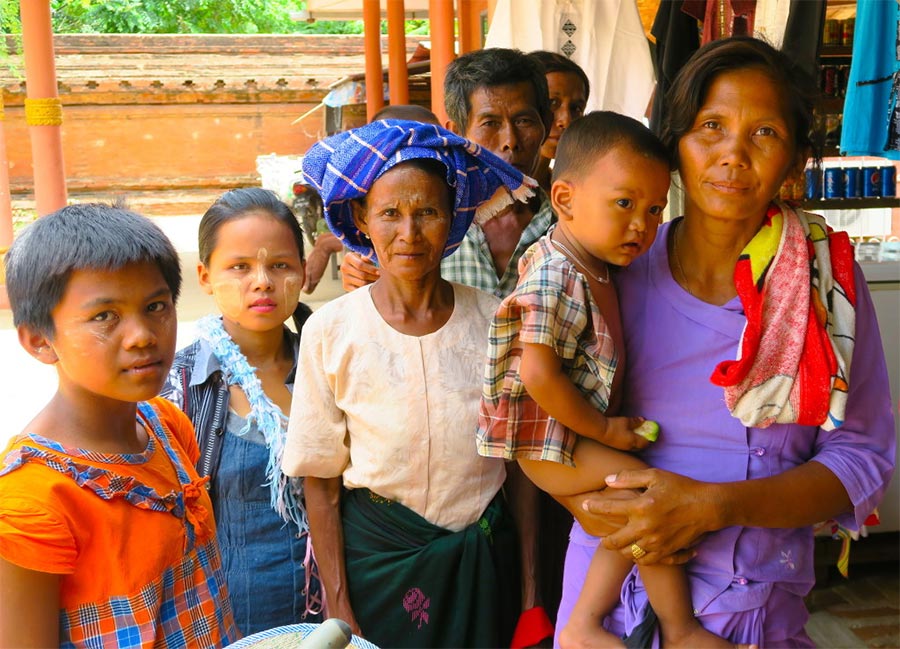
[864,261,900,530]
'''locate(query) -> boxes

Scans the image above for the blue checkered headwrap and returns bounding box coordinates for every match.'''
[301,119,536,260]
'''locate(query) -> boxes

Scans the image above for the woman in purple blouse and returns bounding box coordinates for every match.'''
[555,37,896,647]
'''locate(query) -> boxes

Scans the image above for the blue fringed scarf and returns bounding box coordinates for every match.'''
[195,315,308,534]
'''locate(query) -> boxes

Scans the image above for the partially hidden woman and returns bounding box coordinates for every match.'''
[528,50,590,193]
[555,36,896,647]
[283,119,537,648]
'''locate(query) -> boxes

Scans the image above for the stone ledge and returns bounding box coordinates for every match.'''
[5,33,409,56]
[12,188,235,219]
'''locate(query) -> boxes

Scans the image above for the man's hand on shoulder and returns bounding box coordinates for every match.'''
[303,232,344,294]
[340,252,380,291]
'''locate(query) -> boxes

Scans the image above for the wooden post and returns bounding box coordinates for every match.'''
[387,0,410,105]
[429,0,455,127]
[20,0,67,216]
[363,0,385,122]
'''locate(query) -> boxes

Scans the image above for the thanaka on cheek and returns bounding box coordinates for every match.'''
[281,275,302,309]
[211,279,243,321]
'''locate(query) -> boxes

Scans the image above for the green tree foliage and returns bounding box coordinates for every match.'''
[51,0,296,34]
[0,0,19,34]
[292,18,365,35]
[0,0,21,75]
[46,0,430,35]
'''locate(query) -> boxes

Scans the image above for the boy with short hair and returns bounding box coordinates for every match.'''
[0,204,237,648]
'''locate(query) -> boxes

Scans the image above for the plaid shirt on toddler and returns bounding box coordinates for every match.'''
[477,234,618,466]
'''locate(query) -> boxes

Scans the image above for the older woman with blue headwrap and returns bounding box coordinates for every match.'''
[283,120,537,648]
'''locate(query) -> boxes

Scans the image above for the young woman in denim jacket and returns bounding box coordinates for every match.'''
[162,188,321,635]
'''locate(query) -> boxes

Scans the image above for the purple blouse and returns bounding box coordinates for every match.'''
[559,220,896,645]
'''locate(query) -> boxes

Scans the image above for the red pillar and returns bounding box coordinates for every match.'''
[21,0,67,216]
[429,0,456,127]
[363,0,385,122]
[387,0,410,105]
[458,0,487,54]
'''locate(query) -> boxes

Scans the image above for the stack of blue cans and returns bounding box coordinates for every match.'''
[807,163,896,200]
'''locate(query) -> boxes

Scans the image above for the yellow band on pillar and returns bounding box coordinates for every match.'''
[25,97,62,126]
[0,95,5,121]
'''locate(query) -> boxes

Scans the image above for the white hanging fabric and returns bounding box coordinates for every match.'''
[486,0,656,121]
[753,0,791,49]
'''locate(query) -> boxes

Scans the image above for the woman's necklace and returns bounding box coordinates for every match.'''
[551,237,610,284]
[672,221,695,298]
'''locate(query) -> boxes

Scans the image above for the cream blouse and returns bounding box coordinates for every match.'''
[284,282,506,532]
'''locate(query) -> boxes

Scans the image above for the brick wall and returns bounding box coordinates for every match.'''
[0,34,429,195]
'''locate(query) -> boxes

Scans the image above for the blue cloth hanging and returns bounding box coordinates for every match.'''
[840,0,900,160]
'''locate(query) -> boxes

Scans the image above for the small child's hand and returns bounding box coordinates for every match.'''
[601,416,657,451]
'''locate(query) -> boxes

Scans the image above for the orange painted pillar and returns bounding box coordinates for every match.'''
[0,95,13,251]
[387,0,410,105]
[458,0,487,54]
[429,0,456,127]
[20,0,67,216]
[363,0,385,122]
[0,94,11,310]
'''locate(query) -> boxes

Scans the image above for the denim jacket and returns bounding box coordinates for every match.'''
[160,310,308,482]
[160,311,322,633]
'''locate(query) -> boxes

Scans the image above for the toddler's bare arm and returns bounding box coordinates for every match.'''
[519,342,651,451]
[520,437,647,498]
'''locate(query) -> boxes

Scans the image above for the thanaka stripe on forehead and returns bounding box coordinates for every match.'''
[218,249,297,261]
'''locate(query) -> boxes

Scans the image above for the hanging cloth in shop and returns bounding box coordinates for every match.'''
[840,0,900,160]
[753,0,791,49]
[681,0,757,44]
[649,0,701,133]
[780,0,826,92]
[485,0,655,121]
